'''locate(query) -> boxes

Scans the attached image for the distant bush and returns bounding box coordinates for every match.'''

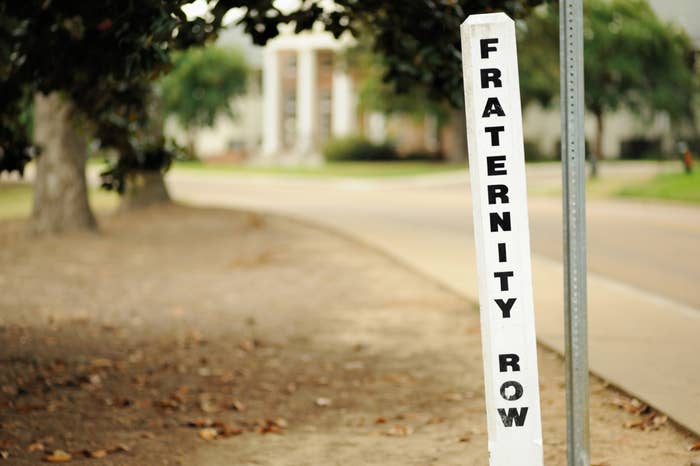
[620,137,663,160]
[401,150,445,162]
[322,136,398,162]
[523,139,553,162]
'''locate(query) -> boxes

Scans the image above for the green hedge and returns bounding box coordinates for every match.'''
[322,136,398,162]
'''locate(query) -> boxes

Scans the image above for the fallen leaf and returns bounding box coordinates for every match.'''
[90,449,108,458]
[458,434,472,443]
[623,412,667,431]
[623,419,644,429]
[107,444,130,454]
[43,449,72,462]
[212,421,243,437]
[343,361,365,371]
[273,417,288,428]
[315,397,332,407]
[239,339,255,352]
[230,399,246,412]
[199,428,218,440]
[426,417,445,425]
[28,442,45,452]
[186,418,213,428]
[0,451,8,459]
[384,424,413,437]
[443,393,463,402]
[256,419,285,434]
[651,415,668,428]
[90,358,113,369]
[375,417,387,424]
[689,441,700,451]
[198,394,219,414]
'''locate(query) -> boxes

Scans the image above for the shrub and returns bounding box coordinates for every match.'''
[322,136,398,162]
[523,139,552,162]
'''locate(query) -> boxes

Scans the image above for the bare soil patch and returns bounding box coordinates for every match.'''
[0,205,697,465]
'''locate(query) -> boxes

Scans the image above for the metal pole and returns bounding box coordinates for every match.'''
[560,1,590,466]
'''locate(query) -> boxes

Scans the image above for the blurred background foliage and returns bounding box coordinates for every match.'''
[518,0,698,171]
[0,0,698,232]
[160,46,248,130]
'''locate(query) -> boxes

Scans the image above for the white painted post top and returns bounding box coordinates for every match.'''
[463,12,513,25]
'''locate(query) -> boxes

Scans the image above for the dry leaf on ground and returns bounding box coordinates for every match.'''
[315,397,332,407]
[28,442,45,452]
[384,424,413,437]
[43,449,72,462]
[198,428,218,440]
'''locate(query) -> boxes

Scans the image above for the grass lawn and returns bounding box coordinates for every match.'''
[617,170,700,204]
[0,183,119,220]
[172,160,464,178]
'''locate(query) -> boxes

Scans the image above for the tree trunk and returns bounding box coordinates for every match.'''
[446,107,469,163]
[591,110,604,178]
[31,92,96,234]
[120,170,171,210]
[120,93,171,210]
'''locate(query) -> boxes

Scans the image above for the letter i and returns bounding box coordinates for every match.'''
[498,243,507,262]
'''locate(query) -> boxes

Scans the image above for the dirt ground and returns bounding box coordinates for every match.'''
[0,205,697,465]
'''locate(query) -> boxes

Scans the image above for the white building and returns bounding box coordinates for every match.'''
[178,0,699,162]
[259,28,358,165]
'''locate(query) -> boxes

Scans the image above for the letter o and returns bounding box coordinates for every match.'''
[499,380,524,401]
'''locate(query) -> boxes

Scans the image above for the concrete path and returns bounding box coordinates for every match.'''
[167,163,700,434]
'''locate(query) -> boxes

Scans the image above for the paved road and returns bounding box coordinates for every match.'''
[166,164,700,434]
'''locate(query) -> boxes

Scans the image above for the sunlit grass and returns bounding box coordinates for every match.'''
[172,160,464,178]
[618,170,700,204]
[0,183,119,221]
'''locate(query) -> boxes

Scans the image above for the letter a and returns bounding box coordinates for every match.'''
[482,97,505,117]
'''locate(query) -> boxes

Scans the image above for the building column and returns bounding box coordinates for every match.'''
[367,112,386,143]
[296,47,316,155]
[331,66,355,137]
[424,113,439,153]
[262,48,281,157]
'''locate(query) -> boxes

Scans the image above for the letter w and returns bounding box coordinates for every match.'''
[498,407,528,427]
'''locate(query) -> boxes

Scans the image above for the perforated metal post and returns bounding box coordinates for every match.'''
[560,1,590,466]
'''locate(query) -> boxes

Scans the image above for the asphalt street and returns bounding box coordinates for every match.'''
[166,163,700,434]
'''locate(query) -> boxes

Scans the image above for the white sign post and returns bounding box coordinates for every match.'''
[460,13,544,466]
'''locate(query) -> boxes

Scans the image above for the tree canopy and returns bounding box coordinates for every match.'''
[232,0,543,107]
[519,0,698,160]
[160,46,248,130]
[1,0,546,177]
[0,0,218,177]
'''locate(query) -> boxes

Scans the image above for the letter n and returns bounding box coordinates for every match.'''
[489,211,511,232]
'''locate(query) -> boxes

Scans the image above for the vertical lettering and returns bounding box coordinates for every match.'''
[495,298,516,318]
[489,211,511,232]
[498,407,529,427]
[487,155,507,176]
[480,38,499,59]
[498,353,521,372]
[484,126,505,146]
[487,185,510,205]
[480,69,503,89]
[497,242,507,262]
